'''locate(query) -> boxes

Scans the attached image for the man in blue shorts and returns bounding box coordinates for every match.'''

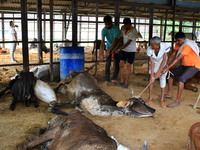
[113,18,138,88]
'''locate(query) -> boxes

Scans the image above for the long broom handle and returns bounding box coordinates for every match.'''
[193,92,200,109]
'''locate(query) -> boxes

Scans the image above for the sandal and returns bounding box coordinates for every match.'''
[167,102,181,108]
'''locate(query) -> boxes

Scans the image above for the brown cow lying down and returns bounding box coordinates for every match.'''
[188,122,200,150]
[173,71,200,92]
[24,111,117,150]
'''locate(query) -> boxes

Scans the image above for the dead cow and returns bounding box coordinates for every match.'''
[24,111,117,150]
[188,122,200,150]
[0,69,38,110]
[50,71,155,118]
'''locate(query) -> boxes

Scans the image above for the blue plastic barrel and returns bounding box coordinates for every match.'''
[60,47,84,80]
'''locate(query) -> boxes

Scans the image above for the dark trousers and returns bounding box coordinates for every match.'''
[105,53,120,81]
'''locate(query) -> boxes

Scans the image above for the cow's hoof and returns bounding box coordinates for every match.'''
[9,105,15,111]
[34,104,39,108]
[193,88,198,92]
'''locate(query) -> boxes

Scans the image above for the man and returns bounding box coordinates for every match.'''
[113,18,138,88]
[9,21,18,63]
[99,15,120,86]
[146,36,170,107]
[162,32,200,108]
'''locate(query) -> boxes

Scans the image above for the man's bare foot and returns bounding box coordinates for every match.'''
[111,80,118,85]
[145,99,153,105]
[103,81,108,86]
[161,102,167,107]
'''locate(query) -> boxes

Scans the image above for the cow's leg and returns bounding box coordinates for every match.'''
[9,99,17,111]
[185,82,198,92]
[30,89,39,108]
[49,101,71,107]
[0,78,18,96]
[48,107,69,116]
[24,126,59,150]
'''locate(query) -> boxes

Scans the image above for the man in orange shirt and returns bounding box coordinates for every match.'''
[162,32,200,108]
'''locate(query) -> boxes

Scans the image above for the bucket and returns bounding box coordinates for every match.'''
[60,47,84,80]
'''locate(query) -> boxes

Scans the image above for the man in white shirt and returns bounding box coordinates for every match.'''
[9,21,18,63]
[113,18,138,88]
[146,36,170,107]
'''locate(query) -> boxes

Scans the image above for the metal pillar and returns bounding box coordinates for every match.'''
[134,7,137,28]
[43,11,46,41]
[94,2,98,76]
[79,16,82,42]
[149,8,153,43]
[49,0,54,81]
[21,0,29,72]
[37,0,43,64]
[72,0,78,47]
[115,1,119,27]
[62,13,65,41]
[2,12,5,48]
[171,0,176,49]
[163,9,168,41]
[192,11,196,40]
[160,17,163,40]
[179,10,183,32]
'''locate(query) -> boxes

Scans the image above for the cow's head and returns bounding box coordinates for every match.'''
[16,68,38,106]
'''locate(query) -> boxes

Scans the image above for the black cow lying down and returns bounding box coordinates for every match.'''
[49,71,156,118]
[24,111,118,150]
[0,69,39,110]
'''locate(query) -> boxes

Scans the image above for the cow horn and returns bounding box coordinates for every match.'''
[33,68,38,75]
[16,69,21,75]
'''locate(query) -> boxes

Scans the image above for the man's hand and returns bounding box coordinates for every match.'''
[114,49,120,54]
[99,54,104,61]
[150,76,155,83]
[154,72,160,79]
[105,50,110,58]
[161,68,168,75]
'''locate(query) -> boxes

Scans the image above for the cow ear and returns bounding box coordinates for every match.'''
[16,69,21,75]
[33,68,38,75]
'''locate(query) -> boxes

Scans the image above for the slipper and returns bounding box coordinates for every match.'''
[123,84,129,89]
[167,103,181,108]
[116,82,125,86]
[164,94,173,100]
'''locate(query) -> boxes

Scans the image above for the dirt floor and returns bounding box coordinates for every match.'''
[0,47,199,150]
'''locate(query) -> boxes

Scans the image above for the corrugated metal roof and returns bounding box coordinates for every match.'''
[0,0,199,21]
